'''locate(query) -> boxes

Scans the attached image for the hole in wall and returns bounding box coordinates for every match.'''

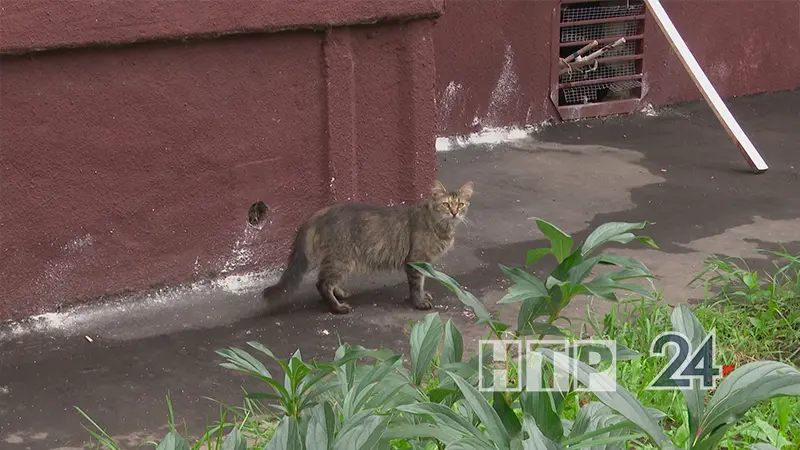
[248,201,270,229]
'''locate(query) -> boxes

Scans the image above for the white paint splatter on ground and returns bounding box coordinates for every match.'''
[640,103,659,117]
[435,122,552,152]
[211,270,274,295]
[0,269,280,341]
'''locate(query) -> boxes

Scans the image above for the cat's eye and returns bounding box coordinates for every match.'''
[442,202,450,208]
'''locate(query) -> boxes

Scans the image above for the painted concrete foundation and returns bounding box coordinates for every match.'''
[0,1,442,321]
[2,0,798,321]
[434,0,800,136]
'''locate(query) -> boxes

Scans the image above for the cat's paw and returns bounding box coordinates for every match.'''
[330,303,352,314]
[334,288,352,299]
[410,292,434,310]
[413,300,433,310]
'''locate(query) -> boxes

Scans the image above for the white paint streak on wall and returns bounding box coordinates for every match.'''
[221,224,261,274]
[63,234,93,252]
[436,81,465,133]
[485,44,520,127]
[710,61,731,84]
[34,233,95,305]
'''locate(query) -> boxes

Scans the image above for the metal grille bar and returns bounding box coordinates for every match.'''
[561,3,645,22]
[553,0,646,118]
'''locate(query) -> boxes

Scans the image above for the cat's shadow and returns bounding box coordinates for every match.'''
[257,280,453,319]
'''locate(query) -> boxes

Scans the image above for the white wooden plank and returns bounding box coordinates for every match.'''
[644,0,768,172]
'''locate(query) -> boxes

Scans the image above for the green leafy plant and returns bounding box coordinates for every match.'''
[76,219,800,450]
[415,219,660,345]
[666,305,800,450]
[76,395,252,450]
[689,248,800,366]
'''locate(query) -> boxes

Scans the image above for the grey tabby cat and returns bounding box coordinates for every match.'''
[262,180,474,314]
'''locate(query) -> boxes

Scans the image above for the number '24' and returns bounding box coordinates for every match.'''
[647,330,722,390]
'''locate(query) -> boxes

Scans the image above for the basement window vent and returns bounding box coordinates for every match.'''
[550,0,646,120]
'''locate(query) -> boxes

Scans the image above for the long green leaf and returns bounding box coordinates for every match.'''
[526,248,552,267]
[533,218,574,263]
[521,415,562,450]
[566,402,640,450]
[156,431,190,450]
[382,423,462,445]
[366,377,417,411]
[580,222,652,257]
[221,347,273,379]
[519,389,562,441]
[520,363,564,442]
[410,313,444,386]
[536,348,677,450]
[565,422,636,447]
[343,381,381,420]
[565,433,645,450]
[582,275,621,302]
[567,255,606,286]
[446,438,498,450]
[748,444,781,450]
[396,402,491,446]
[493,391,522,437]
[357,355,403,393]
[221,428,247,450]
[550,250,584,284]
[582,274,655,302]
[694,362,800,450]
[596,254,654,281]
[669,304,708,443]
[332,412,389,450]
[305,401,336,450]
[443,319,464,365]
[265,415,303,450]
[299,364,338,397]
[517,296,551,335]
[499,264,549,304]
[410,263,492,322]
[445,371,511,450]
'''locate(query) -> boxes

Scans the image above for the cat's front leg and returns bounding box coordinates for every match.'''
[405,264,433,310]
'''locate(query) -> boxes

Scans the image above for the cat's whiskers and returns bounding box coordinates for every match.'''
[456,215,473,239]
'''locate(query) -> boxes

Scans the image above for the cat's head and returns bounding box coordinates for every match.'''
[430,180,474,223]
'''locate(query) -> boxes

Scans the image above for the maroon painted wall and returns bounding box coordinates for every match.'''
[0,1,441,321]
[434,0,800,136]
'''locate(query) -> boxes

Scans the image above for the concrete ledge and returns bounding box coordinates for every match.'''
[0,0,445,54]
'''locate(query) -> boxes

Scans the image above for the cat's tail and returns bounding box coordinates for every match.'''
[262,224,310,303]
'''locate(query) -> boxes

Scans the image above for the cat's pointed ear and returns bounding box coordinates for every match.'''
[431,180,448,198]
[458,181,474,200]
